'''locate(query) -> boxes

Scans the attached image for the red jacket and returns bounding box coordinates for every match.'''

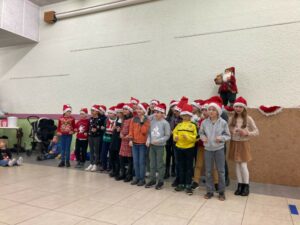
[219,75,238,93]
[75,119,89,140]
[57,116,75,135]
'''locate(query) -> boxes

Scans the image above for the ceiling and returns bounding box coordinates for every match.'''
[28,0,66,6]
[0,29,37,48]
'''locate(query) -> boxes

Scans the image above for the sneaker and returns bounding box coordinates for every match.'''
[175,184,185,192]
[218,192,226,201]
[145,180,156,188]
[155,182,164,190]
[171,179,179,187]
[191,182,199,190]
[137,180,146,186]
[186,186,193,195]
[204,192,214,199]
[124,176,132,182]
[91,164,97,172]
[131,179,139,185]
[66,161,71,168]
[58,160,65,167]
[8,159,16,167]
[17,157,23,166]
[85,164,93,171]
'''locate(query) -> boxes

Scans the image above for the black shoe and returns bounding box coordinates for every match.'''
[191,182,199,190]
[58,161,65,167]
[109,171,115,177]
[137,180,146,186]
[145,180,156,188]
[66,161,70,167]
[164,170,170,179]
[155,182,164,190]
[226,177,230,187]
[204,192,214,199]
[75,162,82,168]
[175,184,185,192]
[171,170,176,177]
[115,174,125,181]
[241,184,249,196]
[124,176,132,182]
[186,186,193,195]
[234,183,243,195]
[131,179,139,185]
[219,192,226,201]
[214,183,219,193]
[171,179,179,187]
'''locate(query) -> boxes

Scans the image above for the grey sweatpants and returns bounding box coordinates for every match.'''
[149,145,165,183]
[204,148,225,193]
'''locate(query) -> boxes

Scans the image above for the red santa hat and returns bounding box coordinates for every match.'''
[233,97,247,109]
[174,96,189,112]
[107,106,117,114]
[91,104,100,112]
[63,104,72,113]
[207,96,223,116]
[224,105,234,112]
[169,100,178,108]
[191,99,204,110]
[80,108,88,114]
[225,66,235,75]
[150,99,160,105]
[138,102,149,113]
[180,103,193,117]
[115,103,125,113]
[201,100,209,110]
[154,103,166,113]
[130,97,140,104]
[99,105,106,113]
[123,103,134,112]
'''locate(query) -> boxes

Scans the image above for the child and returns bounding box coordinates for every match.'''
[37,136,61,161]
[57,104,75,168]
[164,100,179,179]
[0,140,23,167]
[228,97,259,196]
[109,103,124,178]
[116,103,134,182]
[147,99,160,116]
[200,99,231,201]
[191,101,219,190]
[86,105,106,172]
[173,103,198,195]
[100,106,117,172]
[74,108,89,168]
[191,99,203,124]
[145,103,171,190]
[128,102,150,186]
[130,97,139,117]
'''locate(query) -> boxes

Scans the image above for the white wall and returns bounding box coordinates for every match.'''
[0,0,300,113]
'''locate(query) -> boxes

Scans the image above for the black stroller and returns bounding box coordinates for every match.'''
[27,116,57,157]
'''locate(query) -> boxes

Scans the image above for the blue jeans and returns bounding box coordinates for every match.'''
[60,135,72,161]
[101,141,111,170]
[132,144,147,181]
[0,159,9,167]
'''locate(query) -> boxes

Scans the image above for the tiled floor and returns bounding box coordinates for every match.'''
[0,160,299,225]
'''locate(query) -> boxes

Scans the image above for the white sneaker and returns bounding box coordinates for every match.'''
[85,164,93,171]
[91,164,97,172]
[17,157,23,166]
[8,159,16,167]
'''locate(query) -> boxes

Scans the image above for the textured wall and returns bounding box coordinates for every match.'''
[0,0,300,113]
[228,108,300,187]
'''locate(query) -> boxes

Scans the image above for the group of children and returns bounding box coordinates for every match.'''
[55,94,258,201]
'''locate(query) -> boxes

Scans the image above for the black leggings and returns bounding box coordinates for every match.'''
[119,156,133,178]
[165,138,175,173]
[75,139,88,163]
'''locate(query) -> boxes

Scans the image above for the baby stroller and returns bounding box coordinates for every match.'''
[26,116,57,156]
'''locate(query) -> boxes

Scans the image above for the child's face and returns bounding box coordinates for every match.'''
[181,114,191,121]
[108,112,116,119]
[171,106,176,113]
[91,109,98,117]
[132,104,138,110]
[136,106,145,116]
[192,106,198,114]
[208,106,218,118]
[64,111,71,117]
[123,108,129,116]
[150,103,156,110]
[116,112,123,118]
[234,106,244,114]
[154,111,164,120]
[201,109,209,118]
[80,113,87,119]
[0,141,6,149]
[174,110,180,117]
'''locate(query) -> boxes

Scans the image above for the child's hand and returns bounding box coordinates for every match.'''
[239,129,249,136]
[91,128,96,132]
[116,127,121,132]
[215,136,223,143]
[129,141,133,147]
[146,142,150,147]
[101,126,105,130]
[120,133,124,139]
[174,136,179,142]
[202,136,208,144]
[84,132,87,136]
